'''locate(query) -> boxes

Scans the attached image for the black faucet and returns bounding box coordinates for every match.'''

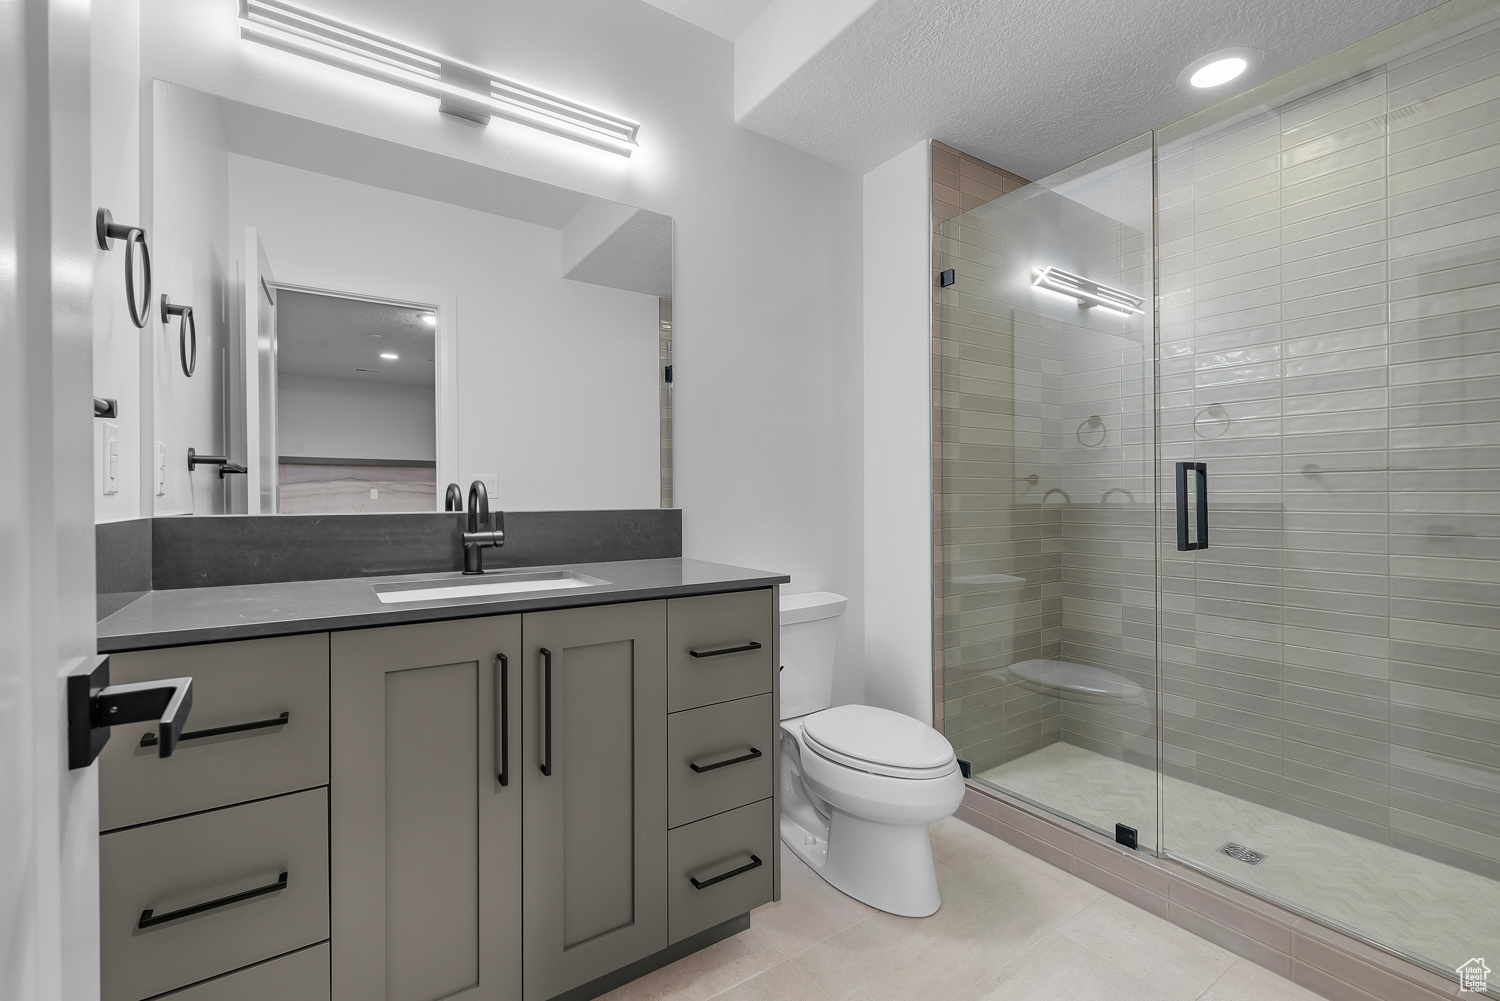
[461,479,505,575]
[444,482,464,512]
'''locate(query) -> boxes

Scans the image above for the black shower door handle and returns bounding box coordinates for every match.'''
[1175,461,1208,551]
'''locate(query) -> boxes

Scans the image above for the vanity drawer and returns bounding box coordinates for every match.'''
[668,694,775,828]
[100,633,329,831]
[667,589,774,712]
[155,943,329,1001]
[100,788,330,1001]
[667,798,773,944]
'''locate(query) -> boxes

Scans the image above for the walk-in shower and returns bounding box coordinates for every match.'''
[936,0,1500,989]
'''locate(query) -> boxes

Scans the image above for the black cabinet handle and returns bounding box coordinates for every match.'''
[689,747,762,773]
[539,648,552,777]
[138,871,287,929]
[688,641,762,659]
[495,654,509,786]
[96,208,152,328]
[140,710,288,748]
[689,854,762,890]
[1175,461,1209,552]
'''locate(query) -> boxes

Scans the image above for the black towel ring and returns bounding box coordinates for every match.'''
[95,208,152,328]
[161,295,196,378]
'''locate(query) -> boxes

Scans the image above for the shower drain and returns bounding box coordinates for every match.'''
[1219,842,1267,866]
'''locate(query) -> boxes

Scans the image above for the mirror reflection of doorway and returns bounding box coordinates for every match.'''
[272,288,438,514]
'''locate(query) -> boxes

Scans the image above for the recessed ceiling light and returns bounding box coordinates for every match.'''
[420,313,437,326]
[367,332,382,338]
[380,352,399,360]
[1177,48,1262,93]
[1192,57,1246,88]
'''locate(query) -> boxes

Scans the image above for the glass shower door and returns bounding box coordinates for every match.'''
[1156,3,1500,978]
[937,134,1160,850]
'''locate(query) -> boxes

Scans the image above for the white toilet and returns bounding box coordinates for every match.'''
[778,591,965,917]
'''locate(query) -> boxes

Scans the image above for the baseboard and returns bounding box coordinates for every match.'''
[547,913,751,1001]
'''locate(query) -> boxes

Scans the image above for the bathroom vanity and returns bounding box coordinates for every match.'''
[94,557,786,1001]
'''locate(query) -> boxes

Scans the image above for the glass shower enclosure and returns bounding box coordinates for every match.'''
[938,0,1500,986]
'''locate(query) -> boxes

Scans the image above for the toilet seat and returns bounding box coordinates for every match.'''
[799,705,957,779]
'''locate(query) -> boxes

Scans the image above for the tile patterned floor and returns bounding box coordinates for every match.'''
[979,741,1500,975]
[601,817,1324,1001]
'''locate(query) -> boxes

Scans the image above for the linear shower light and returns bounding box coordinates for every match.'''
[1032,266,1145,315]
[237,0,641,156]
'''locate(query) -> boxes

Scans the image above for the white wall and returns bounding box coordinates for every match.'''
[148,84,230,516]
[92,0,143,522]
[138,0,867,702]
[277,375,436,464]
[227,154,660,510]
[862,141,933,722]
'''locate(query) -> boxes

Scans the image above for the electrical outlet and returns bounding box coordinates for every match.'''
[100,422,119,496]
[155,441,167,497]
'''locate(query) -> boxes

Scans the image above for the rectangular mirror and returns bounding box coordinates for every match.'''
[144,80,672,516]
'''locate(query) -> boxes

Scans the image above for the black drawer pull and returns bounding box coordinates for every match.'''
[140,711,289,748]
[138,871,288,929]
[689,854,762,890]
[688,641,762,659]
[689,746,762,773]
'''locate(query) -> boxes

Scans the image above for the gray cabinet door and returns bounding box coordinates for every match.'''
[330,616,522,1001]
[522,601,667,1001]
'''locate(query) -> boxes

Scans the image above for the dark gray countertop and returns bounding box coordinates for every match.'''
[97,558,790,653]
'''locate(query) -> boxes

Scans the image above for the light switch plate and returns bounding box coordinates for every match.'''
[154,441,167,497]
[100,421,119,496]
[470,473,498,500]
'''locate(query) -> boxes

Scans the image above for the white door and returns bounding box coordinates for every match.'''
[240,228,278,514]
[0,1,103,1000]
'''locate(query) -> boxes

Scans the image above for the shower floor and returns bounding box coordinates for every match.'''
[978,741,1500,975]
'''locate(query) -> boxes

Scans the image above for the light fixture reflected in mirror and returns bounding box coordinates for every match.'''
[1032,266,1144,315]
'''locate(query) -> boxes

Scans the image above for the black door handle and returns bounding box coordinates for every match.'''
[68,659,195,768]
[689,747,762,773]
[539,648,552,777]
[688,641,762,659]
[495,653,509,786]
[140,710,288,748]
[689,854,762,889]
[138,871,288,929]
[1175,461,1208,551]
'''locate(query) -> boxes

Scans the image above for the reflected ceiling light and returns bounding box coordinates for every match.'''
[380,352,399,360]
[1177,47,1262,92]
[237,0,641,156]
[1032,267,1145,315]
[419,312,437,325]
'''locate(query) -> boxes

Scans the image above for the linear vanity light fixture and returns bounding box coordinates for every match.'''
[1032,266,1145,316]
[237,0,641,156]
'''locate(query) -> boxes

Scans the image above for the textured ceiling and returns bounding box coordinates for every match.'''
[638,0,775,40]
[737,0,1450,178]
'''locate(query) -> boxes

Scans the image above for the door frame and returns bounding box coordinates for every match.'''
[257,270,459,510]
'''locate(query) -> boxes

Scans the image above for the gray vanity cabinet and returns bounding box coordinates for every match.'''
[329,615,523,1001]
[520,600,668,1001]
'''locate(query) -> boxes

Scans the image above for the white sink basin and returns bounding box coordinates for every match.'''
[374,570,609,604]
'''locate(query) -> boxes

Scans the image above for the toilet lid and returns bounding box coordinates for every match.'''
[802,705,955,773]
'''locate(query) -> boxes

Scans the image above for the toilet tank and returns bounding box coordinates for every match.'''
[778,591,848,720]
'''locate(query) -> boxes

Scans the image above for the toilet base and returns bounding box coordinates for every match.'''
[781,809,943,918]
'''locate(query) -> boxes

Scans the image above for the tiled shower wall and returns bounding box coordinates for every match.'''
[1158,20,1500,879]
